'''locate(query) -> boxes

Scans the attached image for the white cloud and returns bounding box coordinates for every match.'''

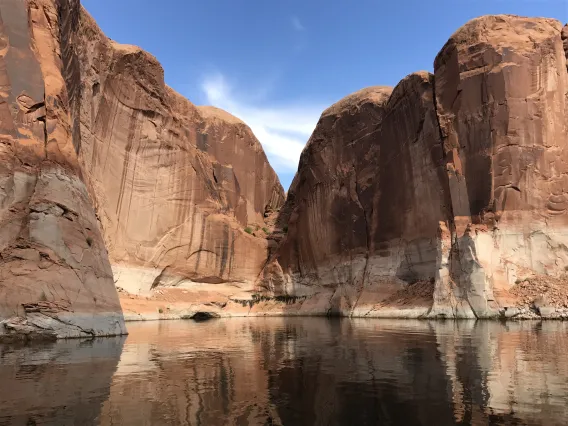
[291,16,305,32]
[200,73,323,173]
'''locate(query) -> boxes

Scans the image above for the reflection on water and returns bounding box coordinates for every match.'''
[1,319,568,425]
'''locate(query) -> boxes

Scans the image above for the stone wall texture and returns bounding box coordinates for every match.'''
[2,2,567,328]
[259,16,568,319]
[0,0,285,338]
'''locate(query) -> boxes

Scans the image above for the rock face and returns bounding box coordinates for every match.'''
[432,16,568,318]
[259,15,568,318]
[1,0,284,335]
[0,0,126,339]
[71,5,284,298]
[2,4,566,325]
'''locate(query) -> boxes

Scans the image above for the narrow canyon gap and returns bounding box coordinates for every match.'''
[2,1,568,341]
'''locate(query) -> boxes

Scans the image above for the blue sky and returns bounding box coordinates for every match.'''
[83,0,568,189]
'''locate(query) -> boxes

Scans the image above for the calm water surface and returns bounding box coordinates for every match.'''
[1,319,568,425]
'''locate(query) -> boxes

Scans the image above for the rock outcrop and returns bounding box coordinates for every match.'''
[2,2,567,325]
[71,4,284,303]
[1,0,284,335]
[0,0,126,339]
[259,15,568,319]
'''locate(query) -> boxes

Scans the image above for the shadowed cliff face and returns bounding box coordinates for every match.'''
[260,15,568,319]
[2,2,567,324]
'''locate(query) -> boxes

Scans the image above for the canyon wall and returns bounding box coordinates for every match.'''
[0,0,126,339]
[1,0,285,335]
[2,1,567,325]
[69,3,284,302]
[258,15,568,319]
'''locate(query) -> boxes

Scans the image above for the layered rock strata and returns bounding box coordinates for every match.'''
[258,16,568,319]
[2,3,567,325]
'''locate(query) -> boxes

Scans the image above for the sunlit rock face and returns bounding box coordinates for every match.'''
[0,0,126,339]
[431,16,568,318]
[260,15,568,318]
[2,1,567,324]
[1,0,285,333]
[71,5,284,297]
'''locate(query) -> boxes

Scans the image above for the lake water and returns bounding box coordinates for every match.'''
[1,319,568,425]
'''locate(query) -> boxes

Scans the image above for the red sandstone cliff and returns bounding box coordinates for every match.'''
[0,0,126,339]
[2,2,567,328]
[70,5,284,300]
[259,15,568,319]
[0,0,285,337]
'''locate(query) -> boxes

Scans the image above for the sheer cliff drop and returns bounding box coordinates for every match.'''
[0,0,126,339]
[259,16,568,319]
[64,4,285,308]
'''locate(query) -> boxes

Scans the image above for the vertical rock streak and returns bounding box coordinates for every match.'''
[261,16,568,319]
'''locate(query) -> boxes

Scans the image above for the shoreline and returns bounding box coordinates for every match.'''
[3,309,566,343]
[117,285,568,324]
[121,307,568,322]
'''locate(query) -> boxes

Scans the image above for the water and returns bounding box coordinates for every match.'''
[1,319,568,426]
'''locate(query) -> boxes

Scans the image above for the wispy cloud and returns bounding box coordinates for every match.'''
[291,16,305,32]
[200,73,323,173]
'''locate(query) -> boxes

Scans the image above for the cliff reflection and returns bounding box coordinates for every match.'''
[102,319,568,425]
[1,319,568,425]
[0,337,125,425]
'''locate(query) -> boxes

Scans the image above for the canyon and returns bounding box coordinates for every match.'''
[258,15,568,320]
[1,0,568,341]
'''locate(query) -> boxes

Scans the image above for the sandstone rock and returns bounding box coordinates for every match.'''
[503,307,521,319]
[258,73,449,316]
[260,15,568,319]
[0,0,126,339]
[432,15,568,318]
[1,0,285,332]
[537,306,557,318]
[71,5,284,298]
[3,4,566,323]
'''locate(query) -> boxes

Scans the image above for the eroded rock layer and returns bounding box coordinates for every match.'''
[0,0,126,339]
[2,3,567,325]
[258,15,568,319]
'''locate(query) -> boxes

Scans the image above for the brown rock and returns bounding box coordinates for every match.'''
[3,4,566,324]
[432,15,568,317]
[259,73,448,317]
[260,15,568,319]
[1,0,284,333]
[0,0,126,339]
[69,6,284,297]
